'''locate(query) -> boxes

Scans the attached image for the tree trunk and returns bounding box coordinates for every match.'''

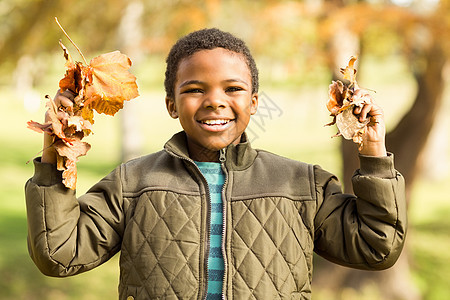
[328,42,447,300]
[314,6,447,300]
[116,0,145,162]
[385,44,447,198]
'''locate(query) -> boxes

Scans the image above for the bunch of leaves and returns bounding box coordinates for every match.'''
[325,56,371,149]
[27,18,139,189]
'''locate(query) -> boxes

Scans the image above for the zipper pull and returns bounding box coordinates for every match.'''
[219,148,226,163]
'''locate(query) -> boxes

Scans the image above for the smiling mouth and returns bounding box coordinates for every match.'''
[198,119,233,126]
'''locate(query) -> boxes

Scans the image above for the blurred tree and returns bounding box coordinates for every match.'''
[0,0,127,67]
[314,1,449,299]
[116,0,145,162]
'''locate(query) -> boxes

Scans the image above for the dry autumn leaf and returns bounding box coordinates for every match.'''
[325,56,372,148]
[27,18,139,189]
[85,51,139,116]
[340,56,357,83]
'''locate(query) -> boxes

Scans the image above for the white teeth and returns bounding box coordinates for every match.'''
[201,119,230,125]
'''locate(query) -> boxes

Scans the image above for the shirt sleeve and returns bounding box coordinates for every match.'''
[25,157,125,277]
[313,153,407,270]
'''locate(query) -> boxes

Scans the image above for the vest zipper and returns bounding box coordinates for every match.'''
[164,151,211,299]
[219,148,226,163]
[203,174,211,300]
[219,148,228,299]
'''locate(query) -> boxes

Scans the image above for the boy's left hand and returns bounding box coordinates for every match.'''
[352,89,387,157]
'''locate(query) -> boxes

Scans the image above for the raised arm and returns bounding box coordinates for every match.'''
[313,92,407,269]
[26,90,125,277]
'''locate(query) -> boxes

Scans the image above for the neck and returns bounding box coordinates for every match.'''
[187,141,220,162]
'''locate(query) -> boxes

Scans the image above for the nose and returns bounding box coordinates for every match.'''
[203,89,226,109]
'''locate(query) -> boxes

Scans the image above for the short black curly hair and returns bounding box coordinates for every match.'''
[164,28,259,99]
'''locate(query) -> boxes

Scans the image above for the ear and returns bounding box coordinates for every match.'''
[250,93,258,115]
[165,97,178,119]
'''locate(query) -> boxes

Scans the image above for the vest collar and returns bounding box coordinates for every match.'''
[164,131,257,171]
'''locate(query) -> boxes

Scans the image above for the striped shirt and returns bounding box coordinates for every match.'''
[195,161,225,299]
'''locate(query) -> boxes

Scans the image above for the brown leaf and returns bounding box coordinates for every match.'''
[56,154,65,171]
[59,40,73,66]
[335,105,369,140]
[326,56,371,149]
[340,55,357,83]
[46,98,67,139]
[67,115,92,132]
[85,51,139,116]
[28,36,139,190]
[27,121,53,135]
[62,159,77,190]
[54,138,91,162]
[326,80,346,116]
[59,62,92,95]
[28,97,71,142]
[58,41,91,94]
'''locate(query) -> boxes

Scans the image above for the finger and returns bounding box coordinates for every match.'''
[44,104,70,124]
[62,89,77,98]
[358,103,373,122]
[56,110,69,126]
[352,90,373,117]
[353,105,362,115]
[368,105,384,125]
[53,89,75,110]
[351,89,370,100]
[352,89,364,99]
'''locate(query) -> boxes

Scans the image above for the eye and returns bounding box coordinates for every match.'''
[182,88,203,94]
[226,86,244,93]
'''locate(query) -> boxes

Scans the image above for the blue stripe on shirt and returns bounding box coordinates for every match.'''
[209,184,223,193]
[195,161,225,298]
[209,247,223,258]
[210,224,222,235]
[208,269,225,281]
[211,203,222,213]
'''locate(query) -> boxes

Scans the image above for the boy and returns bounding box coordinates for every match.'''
[26,28,407,299]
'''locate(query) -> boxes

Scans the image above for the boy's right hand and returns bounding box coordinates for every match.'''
[42,89,76,164]
[44,89,75,122]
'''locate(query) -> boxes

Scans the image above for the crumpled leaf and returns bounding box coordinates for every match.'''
[335,105,369,144]
[326,80,347,116]
[325,56,372,149]
[27,95,70,142]
[27,35,139,189]
[54,137,91,162]
[53,137,91,190]
[27,94,92,189]
[27,121,53,135]
[61,159,77,190]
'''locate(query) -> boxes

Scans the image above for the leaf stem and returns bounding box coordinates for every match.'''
[55,17,88,65]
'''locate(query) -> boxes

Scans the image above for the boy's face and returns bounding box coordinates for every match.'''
[166,48,258,159]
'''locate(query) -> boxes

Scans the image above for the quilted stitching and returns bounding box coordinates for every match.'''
[118,192,312,299]
[230,197,311,299]
[120,191,202,299]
